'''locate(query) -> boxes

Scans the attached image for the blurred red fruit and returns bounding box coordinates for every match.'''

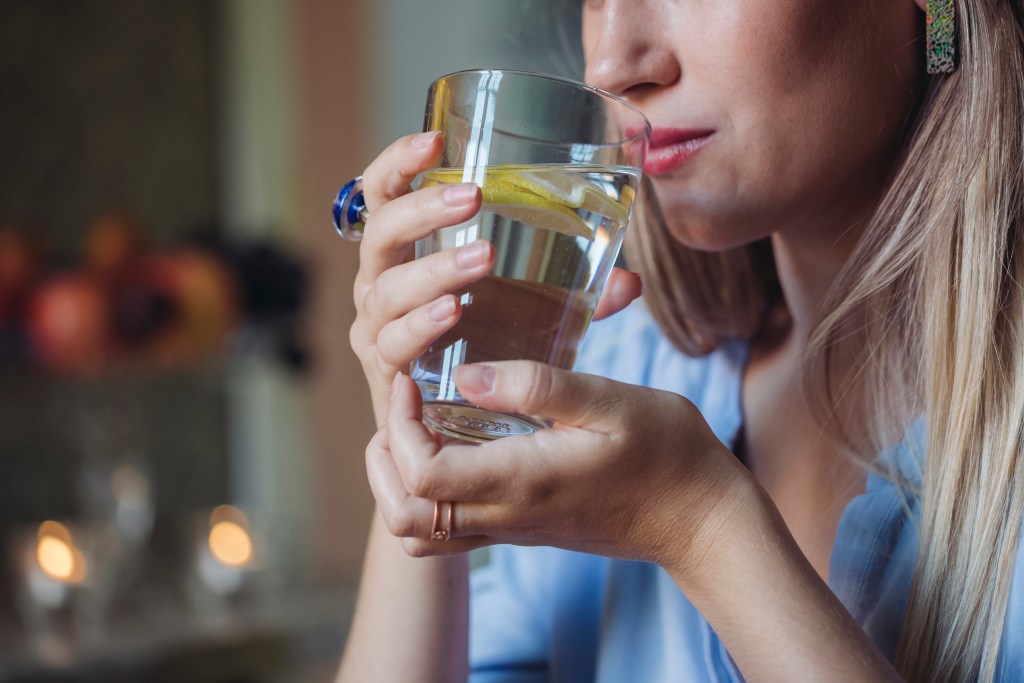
[26,274,111,373]
[141,249,238,365]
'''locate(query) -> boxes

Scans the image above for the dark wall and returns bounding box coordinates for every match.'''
[0,0,222,253]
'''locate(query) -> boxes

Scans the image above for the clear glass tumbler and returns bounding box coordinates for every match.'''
[411,69,650,443]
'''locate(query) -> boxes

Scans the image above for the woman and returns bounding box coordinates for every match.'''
[338,0,1024,680]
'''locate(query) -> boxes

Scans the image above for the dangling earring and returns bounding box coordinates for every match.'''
[926,0,957,74]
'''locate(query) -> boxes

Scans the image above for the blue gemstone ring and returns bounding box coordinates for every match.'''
[333,176,369,241]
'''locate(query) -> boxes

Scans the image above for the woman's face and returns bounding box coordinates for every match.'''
[582,0,925,251]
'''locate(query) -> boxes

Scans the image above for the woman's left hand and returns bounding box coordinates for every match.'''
[367,362,754,573]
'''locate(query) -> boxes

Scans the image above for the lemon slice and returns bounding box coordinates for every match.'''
[504,171,628,224]
[421,167,599,241]
[479,178,596,240]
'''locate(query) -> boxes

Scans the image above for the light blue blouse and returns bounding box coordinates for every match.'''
[468,301,1024,681]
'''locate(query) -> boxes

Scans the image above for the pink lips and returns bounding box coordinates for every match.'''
[642,128,715,177]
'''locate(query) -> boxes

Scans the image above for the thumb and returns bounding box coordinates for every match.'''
[593,268,642,321]
[454,361,627,429]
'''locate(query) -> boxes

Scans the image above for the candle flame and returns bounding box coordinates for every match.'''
[35,521,87,583]
[208,520,253,568]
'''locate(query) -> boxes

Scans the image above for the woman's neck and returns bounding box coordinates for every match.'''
[769,218,867,345]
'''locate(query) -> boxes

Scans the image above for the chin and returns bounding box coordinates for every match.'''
[648,181,774,253]
[662,215,771,253]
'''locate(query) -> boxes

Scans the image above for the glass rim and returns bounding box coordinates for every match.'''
[430,68,653,146]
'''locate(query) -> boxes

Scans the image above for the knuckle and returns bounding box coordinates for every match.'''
[367,425,388,452]
[391,507,419,538]
[366,274,394,318]
[403,538,434,558]
[352,276,371,309]
[349,321,365,350]
[359,203,403,253]
[405,462,435,499]
[404,310,425,340]
[357,210,385,251]
[375,494,416,538]
[375,328,400,366]
[349,319,367,355]
[379,505,401,536]
[665,391,694,420]
[363,143,408,197]
[350,330,378,370]
[364,443,389,498]
[379,320,419,365]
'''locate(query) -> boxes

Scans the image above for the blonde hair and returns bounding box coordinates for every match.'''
[629,0,1024,680]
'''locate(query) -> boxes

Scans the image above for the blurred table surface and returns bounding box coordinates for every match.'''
[0,586,354,683]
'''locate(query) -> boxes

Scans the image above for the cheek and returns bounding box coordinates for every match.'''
[707,1,868,172]
[664,0,919,246]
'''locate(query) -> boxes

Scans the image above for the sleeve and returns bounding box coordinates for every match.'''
[469,545,609,683]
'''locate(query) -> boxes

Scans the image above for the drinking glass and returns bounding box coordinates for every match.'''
[412,70,650,442]
[409,69,650,442]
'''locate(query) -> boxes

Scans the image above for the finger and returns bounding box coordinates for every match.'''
[361,131,444,212]
[359,239,493,326]
[356,182,482,284]
[366,427,416,535]
[366,428,491,552]
[454,361,636,430]
[373,294,462,368]
[387,374,514,503]
[592,268,643,321]
[384,373,437,483]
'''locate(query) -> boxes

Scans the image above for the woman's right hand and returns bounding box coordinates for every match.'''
[349,131,491,423]
[349,131,645,424]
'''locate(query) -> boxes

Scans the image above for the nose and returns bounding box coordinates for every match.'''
[583,0,681,101]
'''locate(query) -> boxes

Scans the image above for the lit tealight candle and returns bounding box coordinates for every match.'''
[35,521,87,585]
[208,520,253,568]
[195,505,258,597]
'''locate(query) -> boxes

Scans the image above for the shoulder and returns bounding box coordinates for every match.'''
[830,423,1024,678]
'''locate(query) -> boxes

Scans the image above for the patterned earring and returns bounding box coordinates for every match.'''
[926,0,957,74]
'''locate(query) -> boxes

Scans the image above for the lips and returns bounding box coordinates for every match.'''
[642,128,715,177]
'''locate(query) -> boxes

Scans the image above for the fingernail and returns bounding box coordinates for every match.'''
[429,297,455,322]
[443,183,478,206]
[412,131,439,149]
[391,372,402,399]
[457,364,495,395]
[455,240,490,268]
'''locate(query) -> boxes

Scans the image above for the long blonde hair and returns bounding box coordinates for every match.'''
[629,1,1024,680]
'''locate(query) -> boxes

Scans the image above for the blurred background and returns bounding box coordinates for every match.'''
[0,1,578,681]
